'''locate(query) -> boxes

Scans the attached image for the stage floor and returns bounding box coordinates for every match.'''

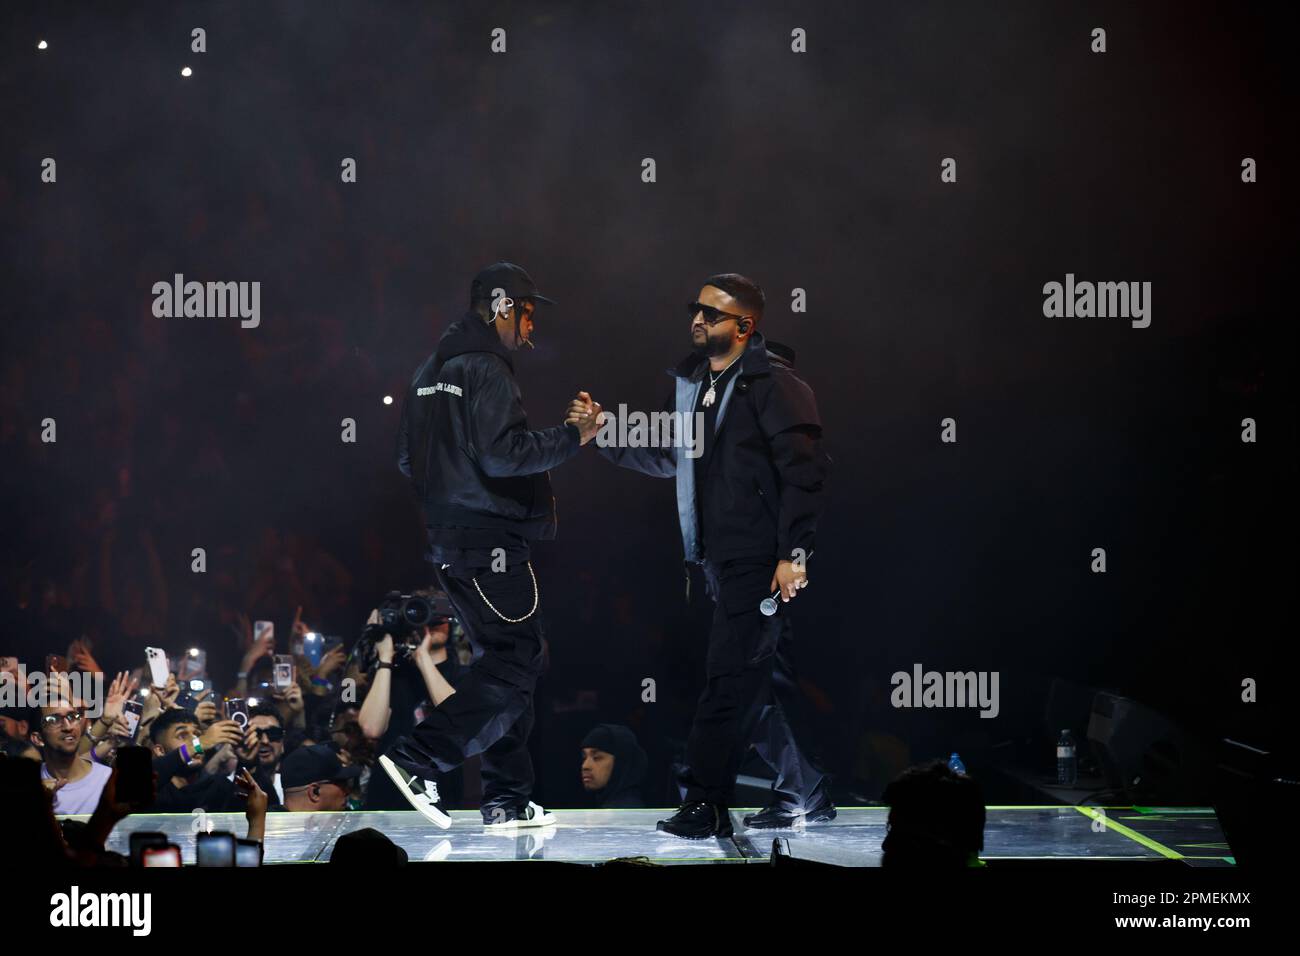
[87,805,1233,866]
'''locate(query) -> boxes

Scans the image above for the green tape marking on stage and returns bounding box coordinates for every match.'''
[1072,806,1183,860]
[1130,806,1214,815]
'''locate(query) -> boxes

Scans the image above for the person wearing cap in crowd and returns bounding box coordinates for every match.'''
[381,262,603,829]
[280,743,362,811]
[580,723,647,808]
[569,273,835,838]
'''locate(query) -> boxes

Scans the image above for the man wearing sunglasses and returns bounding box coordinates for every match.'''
[570,273,834,838]
[237,703,288,808]
[33,702,112,814]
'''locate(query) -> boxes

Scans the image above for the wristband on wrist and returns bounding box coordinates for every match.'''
[192,735,205,756]
[376,661,394,671]
[178,743,190,763]
[236,671,248,680]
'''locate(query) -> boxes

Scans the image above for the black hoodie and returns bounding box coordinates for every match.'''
[397,313,582,540]
[598,332,830,569]
[582,723,648,808]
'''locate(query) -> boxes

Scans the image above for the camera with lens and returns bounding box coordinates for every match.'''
[359,590,457,665]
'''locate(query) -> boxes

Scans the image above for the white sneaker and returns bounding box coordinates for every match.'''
[378,754,452,829]
[482,801,556,829]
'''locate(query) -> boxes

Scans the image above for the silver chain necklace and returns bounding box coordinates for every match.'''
[702,353,742,408]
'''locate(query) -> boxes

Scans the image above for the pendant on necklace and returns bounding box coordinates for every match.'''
[702,385,716,407]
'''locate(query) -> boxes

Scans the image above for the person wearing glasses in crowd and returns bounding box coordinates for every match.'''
[33,700,113,814]
[239,702,289,808]
[569,273,834,838]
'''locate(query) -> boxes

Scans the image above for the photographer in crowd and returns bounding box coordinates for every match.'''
[359,589,466,810]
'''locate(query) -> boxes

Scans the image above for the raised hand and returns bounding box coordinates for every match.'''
[102,671,137,721]
[193,690,218,726]
[68,638,102,674]
[317,646,346,680]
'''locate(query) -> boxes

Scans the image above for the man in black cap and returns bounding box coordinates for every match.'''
[281,743,361,811]
[381,262,602,829]
[569,273,834,838]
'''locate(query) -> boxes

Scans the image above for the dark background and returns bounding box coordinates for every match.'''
[2,1,1293,808]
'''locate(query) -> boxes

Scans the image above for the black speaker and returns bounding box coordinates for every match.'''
[1087,691,1208,803]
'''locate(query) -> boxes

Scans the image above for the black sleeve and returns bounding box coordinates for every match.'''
[152,747,188,781]
[596,391,677,478]
[467,358,582,477]
[758,372,831,561]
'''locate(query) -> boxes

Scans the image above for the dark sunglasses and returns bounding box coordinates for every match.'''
[43,711,82,727]
[251,726,285,742]
[686,302,749,326]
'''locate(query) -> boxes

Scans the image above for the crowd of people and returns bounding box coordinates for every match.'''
[1,592,985,868]
[1,590,661,866]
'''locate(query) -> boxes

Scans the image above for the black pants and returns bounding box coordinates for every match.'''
[387,559,544,821]
[680,559,825,808]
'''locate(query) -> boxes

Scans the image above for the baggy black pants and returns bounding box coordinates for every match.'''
[387,559,544,821]
[680,559,825,808]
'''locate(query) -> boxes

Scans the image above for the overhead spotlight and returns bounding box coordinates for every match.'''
[181,66,192,77]
[383,395,393,405]
[37,40,48,50]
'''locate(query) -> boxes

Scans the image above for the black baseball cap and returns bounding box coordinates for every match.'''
[469,262,556,307]
[280,744,362,790]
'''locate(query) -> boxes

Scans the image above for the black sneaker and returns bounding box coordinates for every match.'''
[742,789,837,830]
[378,754,452,828]
[657,802,734,839]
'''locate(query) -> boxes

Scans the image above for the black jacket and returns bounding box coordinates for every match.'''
[599,333,830,566]
[397,313,582,537]
[151,748,241,813]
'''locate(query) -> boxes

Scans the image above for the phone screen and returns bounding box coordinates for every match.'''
[121,699,143,738]
[301,632,324,667]
[235,839,263,867]
[196,831,236,867]
[142,845,182,868]
[272,655,295,690]
[130,831,168,866]
[178,648,207,681]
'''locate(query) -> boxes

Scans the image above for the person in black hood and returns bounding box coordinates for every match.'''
[382,262,603,829]
[569,273,834,838]
[580,723,647,808]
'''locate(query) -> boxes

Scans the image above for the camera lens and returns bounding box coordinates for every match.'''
[403,597,432,627]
